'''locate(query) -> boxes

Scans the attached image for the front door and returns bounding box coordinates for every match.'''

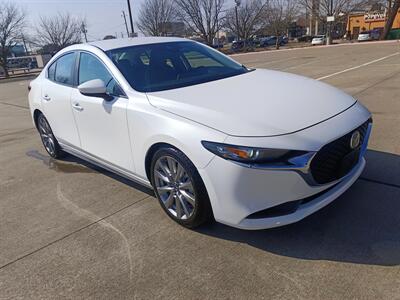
[41,52,81,147]
[353,27,360,40]
[71,52,134,172]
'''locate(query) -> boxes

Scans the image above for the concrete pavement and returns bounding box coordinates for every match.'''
[0,41,399,299]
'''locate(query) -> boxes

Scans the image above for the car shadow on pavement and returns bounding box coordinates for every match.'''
[197,150,400,266]
[26,149,154,196]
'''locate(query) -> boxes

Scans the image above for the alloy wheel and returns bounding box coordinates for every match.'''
[153,156,196,220]
[38,116,56,156]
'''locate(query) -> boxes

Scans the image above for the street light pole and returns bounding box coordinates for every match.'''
[126,0,135,37]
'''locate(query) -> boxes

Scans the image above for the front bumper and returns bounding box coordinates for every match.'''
[199,151,365,230]
[235,158,365,229]
[198,103,371,230]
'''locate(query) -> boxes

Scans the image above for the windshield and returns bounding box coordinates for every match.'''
[106,41,250,92]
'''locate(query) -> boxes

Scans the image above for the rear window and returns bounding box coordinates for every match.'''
[47,62,56,81]
[47,53,76,86]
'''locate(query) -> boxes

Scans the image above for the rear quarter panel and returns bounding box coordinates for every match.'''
[28,74,44,126]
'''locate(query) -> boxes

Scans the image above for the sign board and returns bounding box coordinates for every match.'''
[364,12,385,22]
[327,16,335,22]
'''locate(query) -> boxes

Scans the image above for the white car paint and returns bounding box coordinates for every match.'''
[147,69,356,136]
[29,37,372,230]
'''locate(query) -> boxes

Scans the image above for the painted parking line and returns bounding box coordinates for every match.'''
[281,60,316,71]
[316,52,400,81]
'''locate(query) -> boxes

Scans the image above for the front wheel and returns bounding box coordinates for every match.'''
[37,113,64,159]
[150,147,213,228]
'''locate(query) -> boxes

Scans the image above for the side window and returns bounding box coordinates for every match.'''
[54,53,75,85]
[78,52,124,96]
[47,62,56,81]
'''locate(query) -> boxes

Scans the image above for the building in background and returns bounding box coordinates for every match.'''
[347,9,400,39]
[162,22,186,37]
[9,44,26,57]
[288,18,307,39]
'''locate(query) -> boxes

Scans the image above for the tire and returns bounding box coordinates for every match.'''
[36,113,65,159]
[150,147,213,228]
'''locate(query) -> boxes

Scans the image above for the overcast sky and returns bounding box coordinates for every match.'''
[12,0,146,40]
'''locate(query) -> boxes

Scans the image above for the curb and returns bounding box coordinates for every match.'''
[230,39,400,57]
[0,73,39,84]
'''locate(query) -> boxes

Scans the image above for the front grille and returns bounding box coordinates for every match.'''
[310,120,370,184]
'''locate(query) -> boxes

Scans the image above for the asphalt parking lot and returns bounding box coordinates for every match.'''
[1,41,400,299]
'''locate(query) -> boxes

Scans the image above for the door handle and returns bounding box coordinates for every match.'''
[72,102,84,112]
[43,94,51,101]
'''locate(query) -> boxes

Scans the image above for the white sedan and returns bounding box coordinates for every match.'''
[358,30,380,42]
[29,37,372,230]
[311,35,326,45]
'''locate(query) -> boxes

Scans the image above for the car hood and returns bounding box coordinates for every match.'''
[146,69,356,137]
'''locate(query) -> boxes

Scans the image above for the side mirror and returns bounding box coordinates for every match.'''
[78,79,108,98]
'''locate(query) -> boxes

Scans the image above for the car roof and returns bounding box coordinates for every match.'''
[88,37,189,51]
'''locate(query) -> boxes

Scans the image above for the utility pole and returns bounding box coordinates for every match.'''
[122,11,130,37]
[126,0,135,37]
[234,0,241,42]
[81,21,88,42]
[21,34,28,55]
[326,0,333,45]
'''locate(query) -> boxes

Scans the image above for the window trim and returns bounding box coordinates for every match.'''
[45,51,78,88]
[76,50,127,98]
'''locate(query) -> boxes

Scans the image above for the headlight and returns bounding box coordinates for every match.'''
[201,141,308,165]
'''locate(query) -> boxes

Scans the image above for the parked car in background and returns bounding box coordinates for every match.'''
[296,35,314,43]
[231,40,254,52]
[29,37,372,230]
[260,36,287,47]
[358,30,380,42]
[311,35,326,45]
[212,37,224,49]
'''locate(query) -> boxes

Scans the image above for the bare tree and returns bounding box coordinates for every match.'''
[224,0,268,41]
[300,0,362,36]
[137,0,177,36]
[0,2,25,78]
[382,0,400,39]
[174,0,225,45]
[34,13,83,53]
[301,0,361,19]
[267,0,299,49]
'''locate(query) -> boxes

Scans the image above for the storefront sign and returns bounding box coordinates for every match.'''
[364,12,385,22]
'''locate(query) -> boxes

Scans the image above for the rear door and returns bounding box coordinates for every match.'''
[70,51,134,171]
[41,52,81,147]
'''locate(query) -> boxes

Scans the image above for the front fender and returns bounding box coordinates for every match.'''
[126,97,227,179]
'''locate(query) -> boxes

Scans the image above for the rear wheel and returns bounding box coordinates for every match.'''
[150,147,213,228]
[37,113,64,158]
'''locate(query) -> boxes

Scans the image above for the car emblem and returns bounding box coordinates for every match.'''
[350,130,361,149]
